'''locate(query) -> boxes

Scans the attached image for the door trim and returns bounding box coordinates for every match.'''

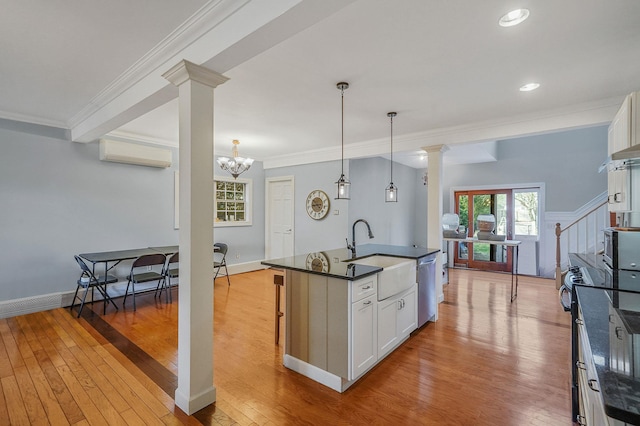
[265,176,295,259]
[449,182,546,274]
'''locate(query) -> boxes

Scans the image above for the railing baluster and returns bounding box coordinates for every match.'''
[555,199,608,288]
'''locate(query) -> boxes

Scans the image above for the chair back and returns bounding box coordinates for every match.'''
[75,255,94,276]
[214,243,228,256]
[168,252,179,264]
[132,253,166,269]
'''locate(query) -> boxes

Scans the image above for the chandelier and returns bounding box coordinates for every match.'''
[217,139,254,179]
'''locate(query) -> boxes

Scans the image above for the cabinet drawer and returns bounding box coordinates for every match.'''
[351,275,377,302]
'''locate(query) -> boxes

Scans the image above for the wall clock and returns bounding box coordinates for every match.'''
[305,252,330,273]
[306,189,330,220]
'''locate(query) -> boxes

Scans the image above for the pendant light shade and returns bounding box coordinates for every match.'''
[385,112,398,202]
[335,82,350,200]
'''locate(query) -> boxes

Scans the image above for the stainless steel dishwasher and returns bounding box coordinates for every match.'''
[417,253,438,327]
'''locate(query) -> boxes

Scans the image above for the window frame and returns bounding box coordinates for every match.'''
[513,188,540,238]
[214,175,253,227]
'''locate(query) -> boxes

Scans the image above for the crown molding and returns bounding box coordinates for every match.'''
[0,109,68,130]
[263,96,621,170]
[105,130,178,148]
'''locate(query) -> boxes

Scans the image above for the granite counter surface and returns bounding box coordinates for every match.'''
[261,244,440,281]
[570,252,640,425]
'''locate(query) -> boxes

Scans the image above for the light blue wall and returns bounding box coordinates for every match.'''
[349,157,424,247]
[0,121,265,301]
[212,163,265,264]
[264,160,350,254]
[1,119,607,302]
[443,126,608,211]
[264,157,426,256]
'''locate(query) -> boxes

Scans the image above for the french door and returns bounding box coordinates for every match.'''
[453,189,513,272]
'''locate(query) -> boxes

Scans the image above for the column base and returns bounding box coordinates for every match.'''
[175,385,216,415]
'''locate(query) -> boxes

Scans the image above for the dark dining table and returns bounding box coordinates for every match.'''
[78,246,179,313]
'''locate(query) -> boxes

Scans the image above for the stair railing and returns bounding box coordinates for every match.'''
[555,200,608,288]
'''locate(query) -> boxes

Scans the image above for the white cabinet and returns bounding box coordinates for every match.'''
[607,114,631,212]
[576,308,628,426]
[576,311,606,425]
[377,284,417,358]
[608,94,633,156]
[284,267,418,392]
[351,294,377,379]
[607,91,639,213]
[397,286,417,338]
[607,166,631,212]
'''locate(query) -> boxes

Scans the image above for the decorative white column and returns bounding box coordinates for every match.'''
[163,60,228,415]
[423,144,449,315]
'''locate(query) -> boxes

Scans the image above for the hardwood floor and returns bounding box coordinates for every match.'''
[0,268,573,425]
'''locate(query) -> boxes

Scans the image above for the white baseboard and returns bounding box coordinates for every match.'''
[0,291,75,319]
[283,355,345,392]
[227,260,267,275]
[0,261,269,319]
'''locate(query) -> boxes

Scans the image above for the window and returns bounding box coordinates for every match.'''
[514,190,539,236]
[214,176,252,227]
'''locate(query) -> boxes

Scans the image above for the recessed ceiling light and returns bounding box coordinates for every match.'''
[519,83,540,92]
[499,9,530,27]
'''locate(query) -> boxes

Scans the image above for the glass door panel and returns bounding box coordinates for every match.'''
[454,190,512,272]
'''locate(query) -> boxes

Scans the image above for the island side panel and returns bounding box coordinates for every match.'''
[327,277,349,379]
[308,273,328,369]
[286,270,309,362]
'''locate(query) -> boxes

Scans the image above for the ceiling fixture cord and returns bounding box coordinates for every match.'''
[335,82,351,200]
[385,112,398,202]
[217,139,254,179]
[335,82,350,200]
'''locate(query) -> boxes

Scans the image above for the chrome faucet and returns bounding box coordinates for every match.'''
[347,219,374,257]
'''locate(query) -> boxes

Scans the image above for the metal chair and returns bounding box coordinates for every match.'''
[156,251,178,303]
[123,253,166,311]
[214,243,231,285]
[71,255,118,317]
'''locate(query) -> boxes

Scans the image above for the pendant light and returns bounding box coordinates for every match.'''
[385,112,398,202]
[335,82,350,200]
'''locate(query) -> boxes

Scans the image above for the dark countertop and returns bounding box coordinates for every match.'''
[575,286,640,424]
[261,244,440,281]
[570,253,640,424]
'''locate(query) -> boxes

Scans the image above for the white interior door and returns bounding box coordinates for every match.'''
[266,177,294,259]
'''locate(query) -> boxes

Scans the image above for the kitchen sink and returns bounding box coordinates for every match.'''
[347,255,416,300]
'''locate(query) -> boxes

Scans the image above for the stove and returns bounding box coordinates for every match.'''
[560,266,595,311]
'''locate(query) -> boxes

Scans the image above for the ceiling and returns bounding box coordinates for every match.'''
[3,0,640,169]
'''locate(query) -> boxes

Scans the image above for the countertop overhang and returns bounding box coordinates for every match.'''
[261,244,440,281]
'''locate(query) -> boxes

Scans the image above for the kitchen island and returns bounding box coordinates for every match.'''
[262,244,440,392]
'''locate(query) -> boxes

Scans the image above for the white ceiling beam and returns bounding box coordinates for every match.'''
[70,0,355,143]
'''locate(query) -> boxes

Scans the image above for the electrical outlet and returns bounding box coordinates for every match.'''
[235,254,240,259]
[147,266,152,271]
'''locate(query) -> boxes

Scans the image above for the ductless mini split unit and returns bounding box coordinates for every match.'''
[99,139,172,168]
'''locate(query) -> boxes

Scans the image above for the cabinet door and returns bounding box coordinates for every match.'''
[609,305,632,375]
[608,111,617,156]
[610,95,631,155]
[351,294,377,379]
[631,91,639,148]
[608,167,630,212]
[613,168,630,212]
[397,286,417,339]
[377,297,399,358]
